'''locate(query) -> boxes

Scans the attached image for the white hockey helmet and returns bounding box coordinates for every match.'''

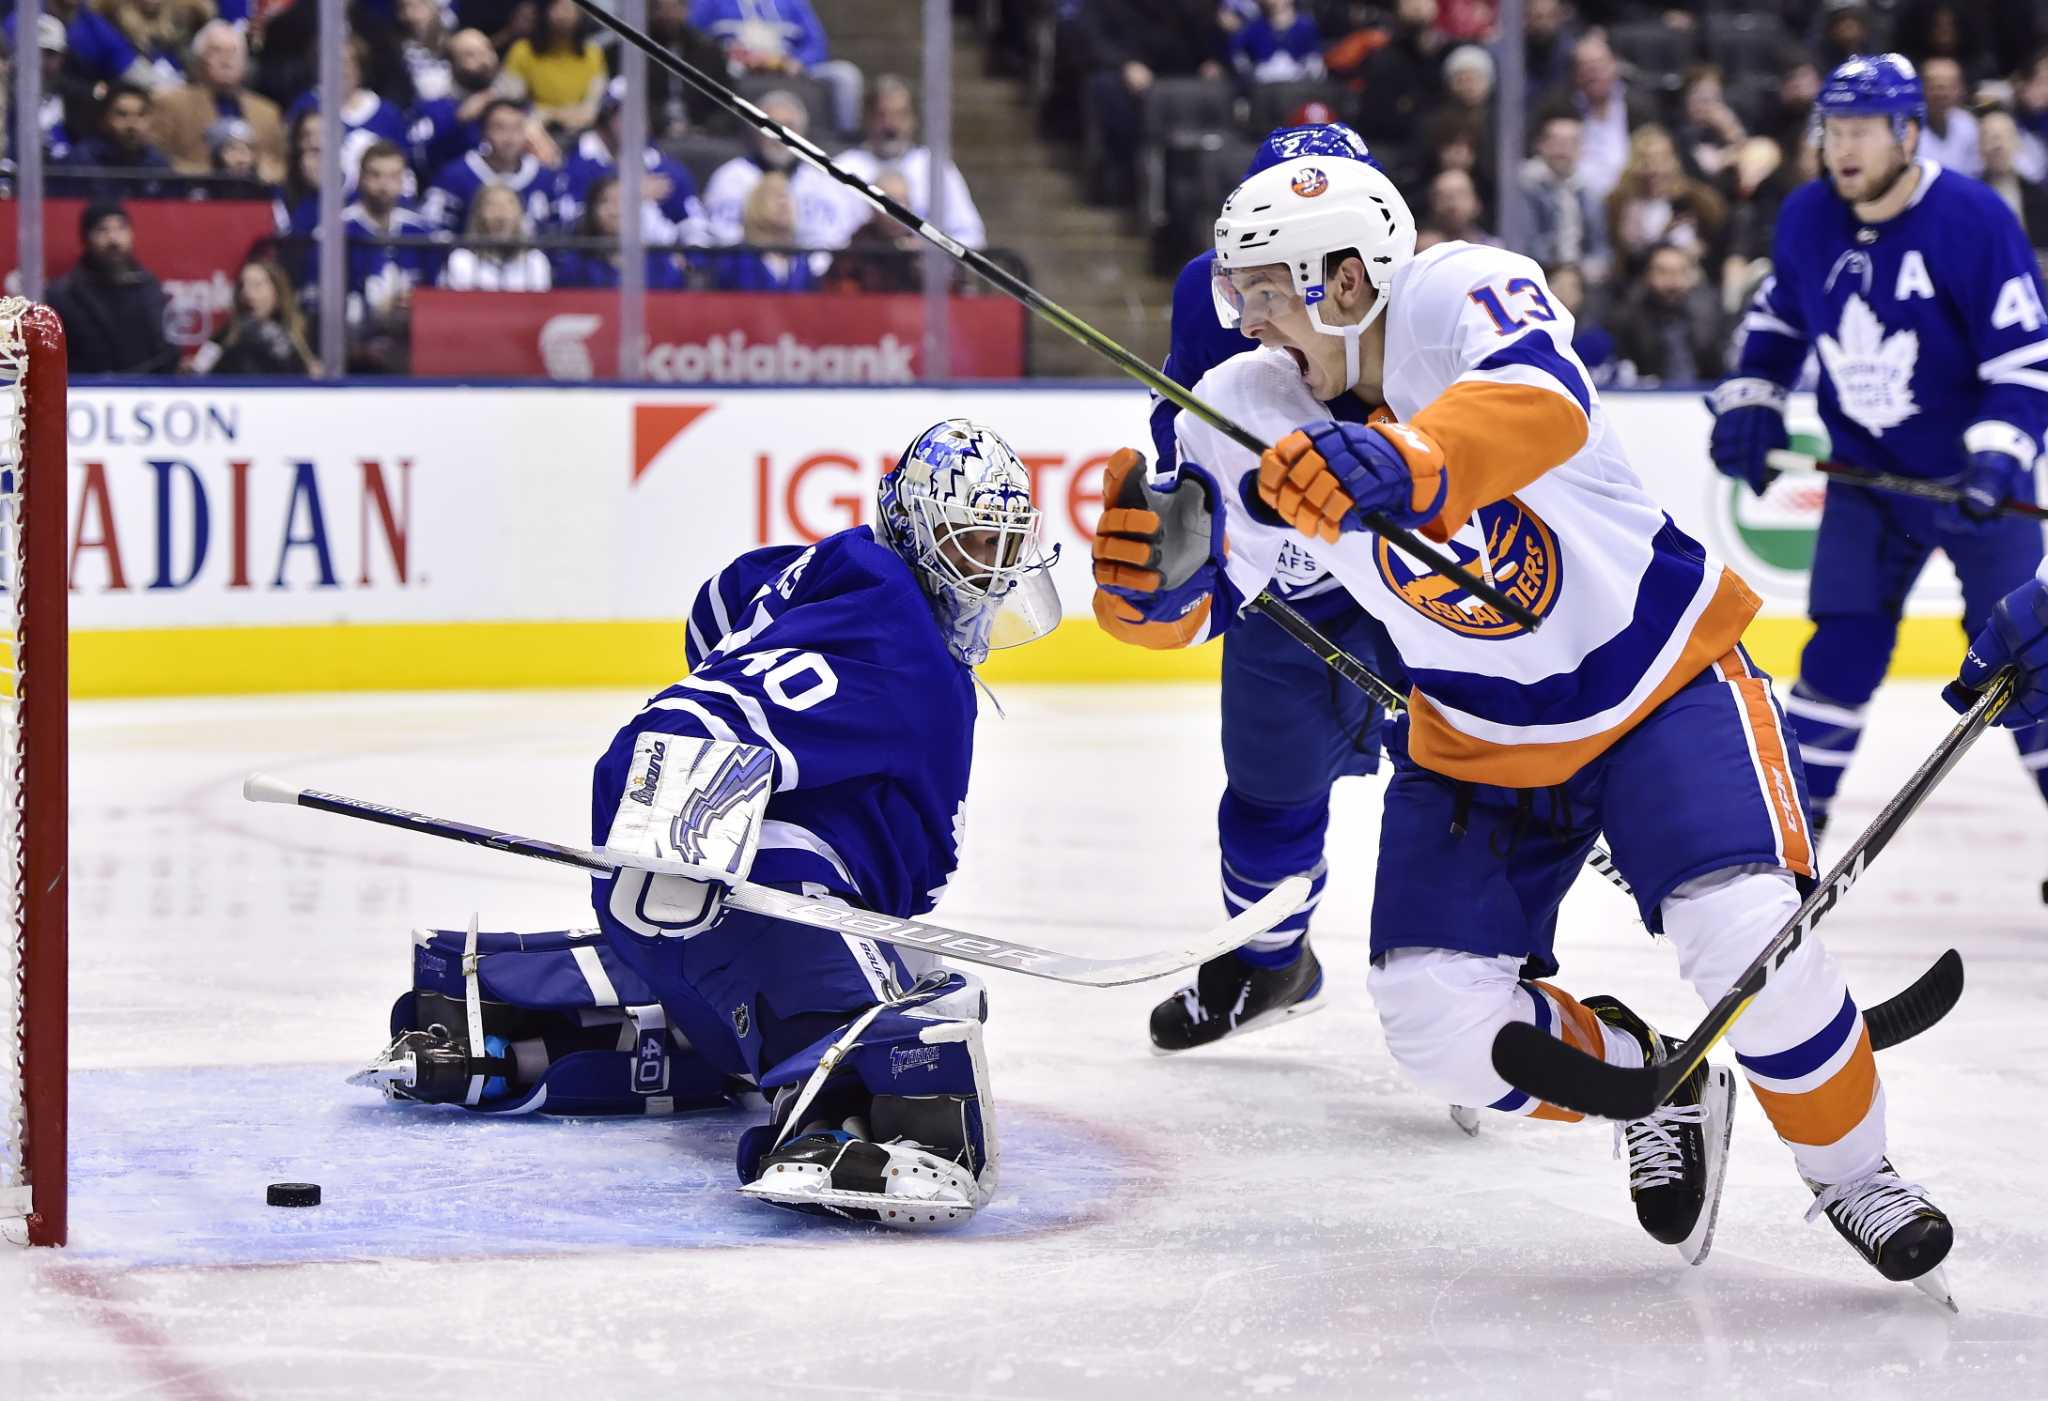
[1212,155,1417,391]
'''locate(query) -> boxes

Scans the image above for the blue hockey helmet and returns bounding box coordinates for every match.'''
[1814,54,1926,140]
[877,419,1061,666]
[1245,121,1381,180]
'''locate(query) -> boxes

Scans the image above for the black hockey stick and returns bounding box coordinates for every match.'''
[1488,672,2009,1121]
[1767,450,2048,523]
[566,0,1538,632]
[241,774,1307,988]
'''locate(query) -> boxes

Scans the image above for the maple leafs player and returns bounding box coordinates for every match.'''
[1106,153,1954,1296]
[1094,120,1407,1053]
[1710,54,2048,866]
[356,420,1059,1229]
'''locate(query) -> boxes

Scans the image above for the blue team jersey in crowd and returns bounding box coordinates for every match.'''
[590,527,976,919]
[1737,159,2048,478]
[423,150,561,233]
[342,203,440,323]
[558,133,706,243]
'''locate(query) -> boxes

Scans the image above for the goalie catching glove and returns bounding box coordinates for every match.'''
[1091,447,1235,649]
[601,735,774,937]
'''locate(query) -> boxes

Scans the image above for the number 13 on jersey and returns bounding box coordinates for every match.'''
[1470,278,1559,334]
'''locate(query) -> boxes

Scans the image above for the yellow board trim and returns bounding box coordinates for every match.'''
[69,614,1968,698]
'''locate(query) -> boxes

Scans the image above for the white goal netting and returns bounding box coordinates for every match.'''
[0,296,30,1230]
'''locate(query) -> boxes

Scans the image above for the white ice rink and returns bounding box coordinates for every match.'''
[4,680,2046,1400]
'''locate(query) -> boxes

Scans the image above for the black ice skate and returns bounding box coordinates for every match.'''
[1148,941,1324,1054]
[1805,1160,1955,1309]
[1583,995,1736,1266]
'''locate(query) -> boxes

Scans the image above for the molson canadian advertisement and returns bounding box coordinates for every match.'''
[63,387,1987,696]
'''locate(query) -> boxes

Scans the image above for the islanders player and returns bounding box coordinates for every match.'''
[1710,55,2048,871]
[1098,120,1407,1053]
[1096,155,1954,1297]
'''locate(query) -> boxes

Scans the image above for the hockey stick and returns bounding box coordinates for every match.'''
[1767,449,2048,522]
[1487,672,2008,1120]
[243,774,1307,989]
[565,0,1538,633]
[1251,590,1637,900]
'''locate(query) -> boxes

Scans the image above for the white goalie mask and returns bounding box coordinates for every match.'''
[1211,156,1418,392]
[877,418,1062,666]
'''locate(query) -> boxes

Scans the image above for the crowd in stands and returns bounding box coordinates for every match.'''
[0,0,989,372]
[1016,0,2048,386]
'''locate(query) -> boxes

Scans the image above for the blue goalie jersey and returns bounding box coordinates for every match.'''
[1737,159,2048,477]
[590,526,976,919]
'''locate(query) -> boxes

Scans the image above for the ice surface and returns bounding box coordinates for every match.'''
[2,683,2045,1399]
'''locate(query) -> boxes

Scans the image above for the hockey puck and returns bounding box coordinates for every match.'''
[266,1182,322,1208]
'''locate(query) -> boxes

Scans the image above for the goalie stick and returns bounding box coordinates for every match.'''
[1767,449,2048,523]
[1488,672,2009,1121]
[242,774,1308,989]
[564,0,1538,634]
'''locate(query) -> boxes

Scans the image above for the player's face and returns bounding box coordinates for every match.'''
[1219,261,1363,400]
[1821,115,1911,203]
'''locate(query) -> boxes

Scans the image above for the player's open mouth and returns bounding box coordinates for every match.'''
[1283,345,1311,380]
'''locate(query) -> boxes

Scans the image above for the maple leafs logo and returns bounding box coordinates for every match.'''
[1817,294,1919,434]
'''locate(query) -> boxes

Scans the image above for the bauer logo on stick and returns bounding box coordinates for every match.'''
[1290,166,1329,198]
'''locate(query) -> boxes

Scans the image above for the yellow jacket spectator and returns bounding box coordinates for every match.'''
[504,0,608,130]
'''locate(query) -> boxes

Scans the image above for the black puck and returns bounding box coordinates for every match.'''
[267,1182,322,1208]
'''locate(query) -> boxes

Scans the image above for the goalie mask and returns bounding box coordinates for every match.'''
[877,419,1061,666]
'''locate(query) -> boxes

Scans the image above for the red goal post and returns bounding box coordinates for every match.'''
[0,297,68,1248]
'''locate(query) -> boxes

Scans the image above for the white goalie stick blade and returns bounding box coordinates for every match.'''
[244,774,1312,988]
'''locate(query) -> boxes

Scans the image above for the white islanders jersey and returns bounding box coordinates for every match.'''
[1179,241,1759,786]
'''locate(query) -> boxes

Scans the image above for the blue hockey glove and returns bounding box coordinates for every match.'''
[1092,448,1232,648]
[1941,448,2026,533]
[1946,569,2048,727]
[1705,377,1789,495]
[1258,420,1448,541]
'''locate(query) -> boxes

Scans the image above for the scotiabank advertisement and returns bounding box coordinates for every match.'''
[411,290,1026,381]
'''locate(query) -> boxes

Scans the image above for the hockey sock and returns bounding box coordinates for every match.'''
[2014,721,2048,807]
[1507,982,1644,1123]
[1237,936,1307,968]
[1782,681,1868,827]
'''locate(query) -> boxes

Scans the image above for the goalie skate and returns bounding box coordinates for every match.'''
[740,1127,981,1230]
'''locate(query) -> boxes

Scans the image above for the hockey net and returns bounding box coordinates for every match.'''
[0,297,67,1248]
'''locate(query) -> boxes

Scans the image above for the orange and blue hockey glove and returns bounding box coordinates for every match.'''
[1258,421,1448,542]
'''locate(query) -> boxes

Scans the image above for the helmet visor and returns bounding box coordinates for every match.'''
[1212,260,1304,331]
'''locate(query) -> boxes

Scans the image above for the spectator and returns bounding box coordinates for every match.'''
[1347,0,1450,184]
[46,202,177,373]
[423,98,561,233]
[559,79,705,244]
[1891,0,1994,80]
[455,0,539,55]
[3,17,79,166]
[0,1,163,94]
[1814,0,1875,72]
[151,20,287,183]
[398,0,455,101]
[1605,124,1726,278]
[440,184,554,290]
[708,172,821,292]
[1545,261,1618,384]
[503,0,608,133]
[552,175,687,289]
[203,117,268,196]
[2014,47,2048,182]
[1759,52,1822,153]
[408,27,551,177]
[831,75,986,252]
[1521,0,1581,111]
[1423,45,1497,200]
[1718,135,1795,310]
[1675,65,1747,183]
[189,258,318,375]
[1078,0,1226,202]
[1549,32,1657,202]
[688,0,864,136]
[1421,168,1499,246]
[702,89,855,247]
[284,38,410,190]
[644,0,730,138]
[826,168,923,292]
[1917,57,1981,175]
[1228,0,1323,85]
[100,0,213,87]
[57,82,178,198]
[342,140,439,371]
[1613,242,1723,385]
[1518,113,1610,277]
[1980,110,2048,251]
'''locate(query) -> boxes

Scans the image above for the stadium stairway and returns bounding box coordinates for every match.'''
[823,2,1174,376]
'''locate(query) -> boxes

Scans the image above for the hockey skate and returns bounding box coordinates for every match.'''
[1148,940,1324,1053]
[741,1091,984,1231]
[1805,1160,1956,1310]
[1584,996,1736,1266]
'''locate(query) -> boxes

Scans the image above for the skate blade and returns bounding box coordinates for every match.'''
[1676,1066,1738,1268]
[1910,1265,1958,1313]
[1147,991,1327,1057]
[738,1180,976,1230]
[1449,1105,1482,1137]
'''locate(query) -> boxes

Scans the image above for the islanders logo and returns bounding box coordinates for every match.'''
[1291,166,1329,198]
[1375,496,1562,639]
